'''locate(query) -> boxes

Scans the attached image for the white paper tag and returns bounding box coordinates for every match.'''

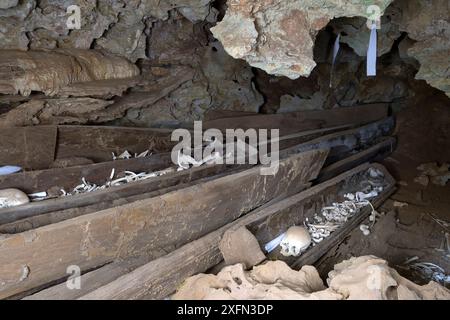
[332,33,341,65]
[330,33,341,88]
[367,22,377,76]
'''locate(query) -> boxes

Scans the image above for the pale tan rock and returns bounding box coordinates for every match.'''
[0,49,140,96]
[0,188,29,208]
[219,226,266,269]
[173,256,450,300]
[211,0,393,79]
[327,256,399,300]
[173,261,340,300]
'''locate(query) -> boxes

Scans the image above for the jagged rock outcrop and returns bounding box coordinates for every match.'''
[0,1,216,60]
[0,49,140,96]
[391,0,450,97]
[173,256,450,300]
[211,0,393,79]
[114,14,263,128]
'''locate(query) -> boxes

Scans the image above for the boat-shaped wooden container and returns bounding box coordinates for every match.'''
[31,162,395,300]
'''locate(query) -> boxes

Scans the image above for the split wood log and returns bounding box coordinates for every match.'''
[204,103,388,136]
[0,117,394,226]
[219,226,266,269]
[65,163,394,300]
[203,110,257,121]
[0,149,328,299]
[279,117,395,161]
[0,164,246,232]
[0,118,394,226]
[55,125,175,163]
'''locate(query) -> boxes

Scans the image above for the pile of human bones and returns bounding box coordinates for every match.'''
[0,0,449,300]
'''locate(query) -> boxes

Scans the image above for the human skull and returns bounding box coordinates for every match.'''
[280,226,312,257]
[0,188,30,208]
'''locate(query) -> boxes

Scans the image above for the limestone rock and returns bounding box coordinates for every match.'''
[94,2,147,62]
[0,49,140,96]
[173,255,450,300]
[172,261,337,300]
[211,0,393,79]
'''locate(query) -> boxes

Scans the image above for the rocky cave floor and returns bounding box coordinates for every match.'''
[316,88,450,288]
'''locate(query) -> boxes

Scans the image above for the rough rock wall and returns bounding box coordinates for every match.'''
[391,0,450,98]
[0,0,448,128]
[329,0,450,98]
[0,0,263,128]
[0,49,140,96]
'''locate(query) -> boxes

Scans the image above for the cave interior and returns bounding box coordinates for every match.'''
[0,0,449,300]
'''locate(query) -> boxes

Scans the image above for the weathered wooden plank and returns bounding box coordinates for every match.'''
[203,110,257,121]
[0,153,172,195]
[204,104,388,136]
[315,136,396,183]
[0,149,328,299]
[0,118,394,226]
[0,164,246,232]
[0,126,57,170]
[71,163,394,300]
[55,125,175,162]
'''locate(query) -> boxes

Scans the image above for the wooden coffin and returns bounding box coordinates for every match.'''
[0,149,328,299]
[0,117,394,227]
[204,103,388,136]
[39,163,394,300]
[0,125,175,170]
